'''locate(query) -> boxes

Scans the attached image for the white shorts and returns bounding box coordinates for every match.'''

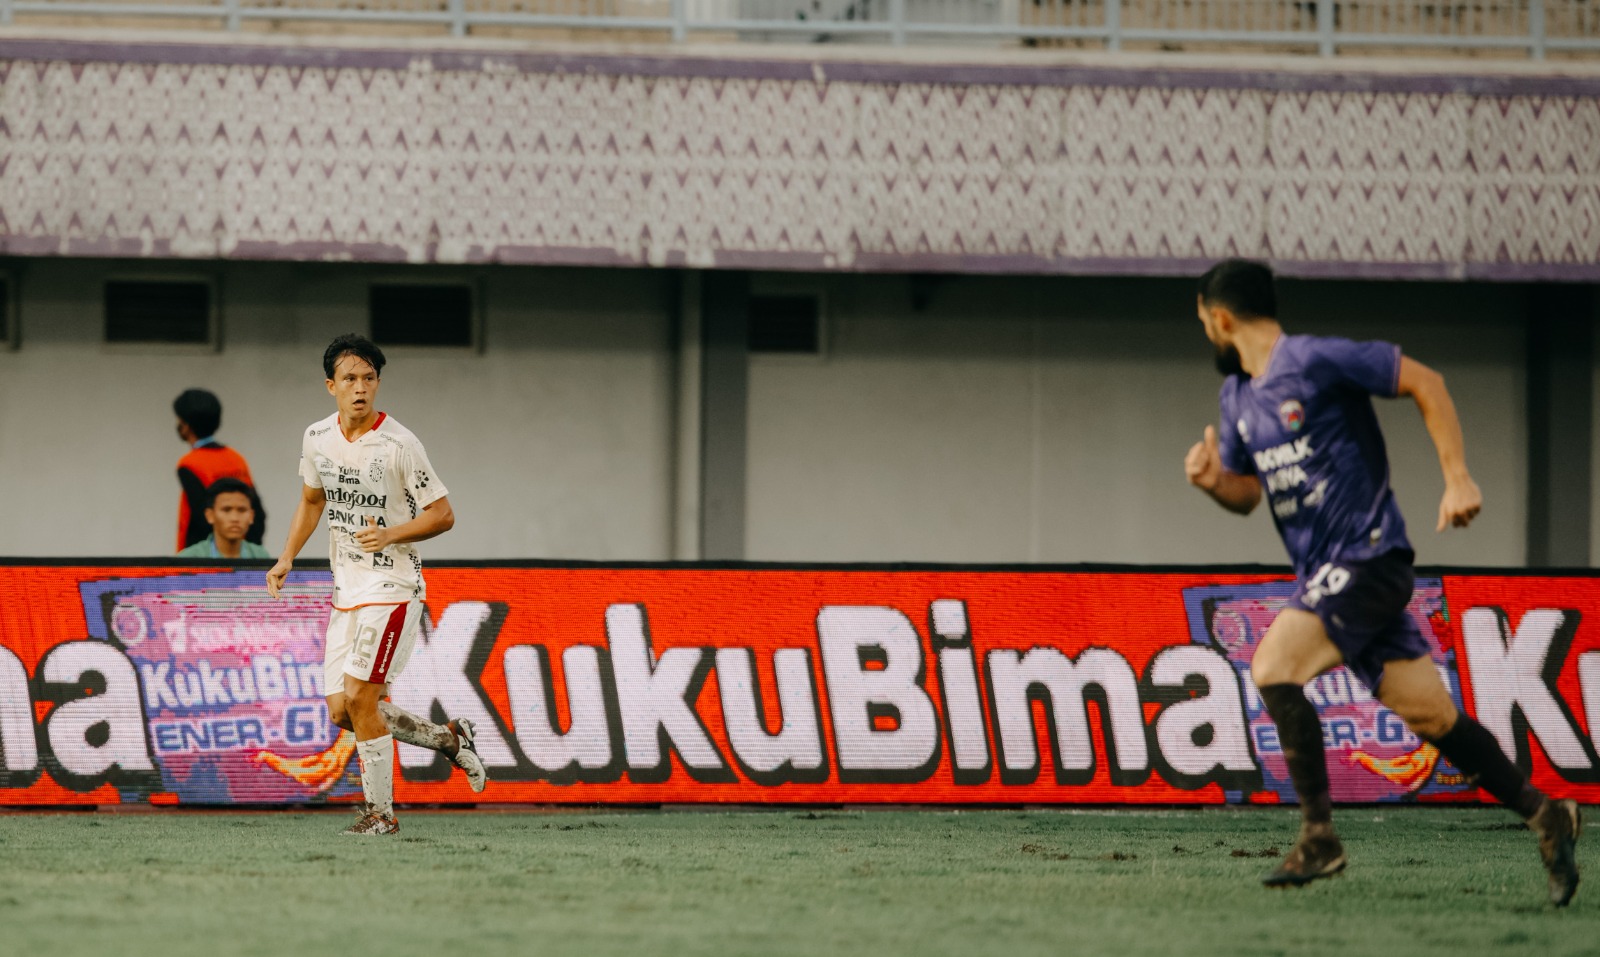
[324,601,422,694]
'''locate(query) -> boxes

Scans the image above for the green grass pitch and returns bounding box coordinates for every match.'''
[0,806,1592,957]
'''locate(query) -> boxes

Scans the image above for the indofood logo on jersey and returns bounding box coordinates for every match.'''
[1,566,1599,806]
[325,487,387,508]
[1278,399,1305,431]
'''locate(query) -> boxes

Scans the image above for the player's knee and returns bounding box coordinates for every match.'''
[345,685,382,718]
[326,700,352,731]
[1389,695,1458,741]
[1251,657,1302,689]
[1401,709,1456,742]
[1251,662,1280,688]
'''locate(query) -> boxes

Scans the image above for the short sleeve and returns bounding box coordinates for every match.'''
[1216,381,1255,476]
[402,438,447,511]
[1313,337,1402,398]
[299,432,323,488]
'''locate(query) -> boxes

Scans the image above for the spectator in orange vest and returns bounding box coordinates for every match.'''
[175,388,266,551]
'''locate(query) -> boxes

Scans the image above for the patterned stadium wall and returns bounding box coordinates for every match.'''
[2,561,1598,807]
[2,39,1600,279]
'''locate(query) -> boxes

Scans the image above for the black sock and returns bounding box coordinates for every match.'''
[1259,683,1332,826]
[1430,716,1545,819]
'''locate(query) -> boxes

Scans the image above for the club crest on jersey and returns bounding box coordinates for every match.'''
[1279,400,1305,432]
[368,458,385,484]
[1236,418,1250,444]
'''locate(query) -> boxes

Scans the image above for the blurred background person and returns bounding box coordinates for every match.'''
[177,478,273,559]
[175,388,266,551]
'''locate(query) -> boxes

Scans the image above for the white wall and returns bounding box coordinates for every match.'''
[0,260,679,559]
[0,262,1538,565]
[746,275,1528,566]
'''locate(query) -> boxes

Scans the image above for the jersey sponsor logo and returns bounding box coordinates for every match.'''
[1265,464,1309,494]
[329,509,385,529]
[1252,435,1314,473]
[337,467,362,486]
[309,426,332,437]
[1279,399,1305,432]
[325,487,387,508]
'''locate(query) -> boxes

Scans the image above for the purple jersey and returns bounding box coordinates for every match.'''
[1217,334,1411,578]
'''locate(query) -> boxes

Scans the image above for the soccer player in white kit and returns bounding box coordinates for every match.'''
[267,334,487,835]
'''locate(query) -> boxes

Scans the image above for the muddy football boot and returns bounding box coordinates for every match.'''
[1262,829,1347,887]
[1532,798,1582,907]
[449,718,489,794]
[342,803,400,836]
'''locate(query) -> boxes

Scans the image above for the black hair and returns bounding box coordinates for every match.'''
[173,389,222,439]
[323,334,387,380]
[205,477,256,509]
[1197,259,1277,320]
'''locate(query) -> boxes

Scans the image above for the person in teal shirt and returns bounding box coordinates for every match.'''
[177,478,273,560]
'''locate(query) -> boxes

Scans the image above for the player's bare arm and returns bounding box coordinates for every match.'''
[1185,424,1262,515]
[266,483,328,598]
[352,497,455,553]
[1395,355,1483,532]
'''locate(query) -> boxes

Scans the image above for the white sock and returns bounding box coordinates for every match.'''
[356,734,395,818]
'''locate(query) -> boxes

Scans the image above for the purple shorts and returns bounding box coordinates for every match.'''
[1286,549,1430,692]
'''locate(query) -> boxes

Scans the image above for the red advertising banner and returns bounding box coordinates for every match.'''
[1,562,1596,807]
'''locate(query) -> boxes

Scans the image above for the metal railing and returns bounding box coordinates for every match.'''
[2,0,1597,56]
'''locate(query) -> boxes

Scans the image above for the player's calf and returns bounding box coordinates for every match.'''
[1429,716,1545,818]
[375,701,490,792]
[379,701,457,753]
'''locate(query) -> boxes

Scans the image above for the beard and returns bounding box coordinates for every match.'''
[1213,342,1245,378]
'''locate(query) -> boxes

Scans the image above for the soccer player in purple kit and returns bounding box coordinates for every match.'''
[1184,259,1581,904]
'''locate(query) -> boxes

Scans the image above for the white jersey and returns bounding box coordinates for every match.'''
[298,412,448,609]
